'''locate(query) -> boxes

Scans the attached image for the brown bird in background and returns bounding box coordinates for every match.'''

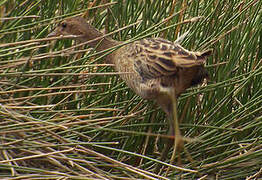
[48,16,212,172]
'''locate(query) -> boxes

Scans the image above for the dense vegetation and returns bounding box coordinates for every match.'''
[0,0,261,179]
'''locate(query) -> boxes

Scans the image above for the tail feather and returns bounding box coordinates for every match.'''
[197,49,213,60]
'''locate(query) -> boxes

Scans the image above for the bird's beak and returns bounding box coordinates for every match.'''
[47,29,58,38]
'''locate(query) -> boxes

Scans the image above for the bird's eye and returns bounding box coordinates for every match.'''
[61,22,67,28]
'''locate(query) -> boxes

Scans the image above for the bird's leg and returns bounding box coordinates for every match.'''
[162,87,195,175]
[154,87,184,174]
[165,88,184,175]
[154,120,174,174]
[138,82,193,173]
[154,86,195,174]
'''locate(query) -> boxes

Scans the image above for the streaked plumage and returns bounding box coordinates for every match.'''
[114,38,211,100]
[48,16,212,172]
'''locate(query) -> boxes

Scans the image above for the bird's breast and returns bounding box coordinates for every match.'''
[112,45,144,94]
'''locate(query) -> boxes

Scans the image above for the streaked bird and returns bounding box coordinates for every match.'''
[48,16,212,172]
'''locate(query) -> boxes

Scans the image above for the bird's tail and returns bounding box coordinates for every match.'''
[196,49,213,61]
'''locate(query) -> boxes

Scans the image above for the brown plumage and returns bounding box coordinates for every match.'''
[48,16,212,172]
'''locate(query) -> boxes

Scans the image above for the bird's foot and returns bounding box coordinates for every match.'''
[154,134,197,175]
[163,135,199,175]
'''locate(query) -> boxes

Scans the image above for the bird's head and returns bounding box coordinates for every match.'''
[47,17,100,43]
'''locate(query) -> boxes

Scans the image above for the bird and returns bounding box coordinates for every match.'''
[48,16,212,172]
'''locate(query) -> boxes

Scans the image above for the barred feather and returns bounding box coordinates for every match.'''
[133,38,212,80]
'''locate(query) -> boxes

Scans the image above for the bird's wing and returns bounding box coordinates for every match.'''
[133,38,212,79]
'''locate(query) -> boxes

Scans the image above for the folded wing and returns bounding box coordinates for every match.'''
[134,38,212,80]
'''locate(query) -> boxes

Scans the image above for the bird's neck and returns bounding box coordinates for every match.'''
[81,25,119,63]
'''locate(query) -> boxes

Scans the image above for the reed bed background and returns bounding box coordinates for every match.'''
[0,0,261,179]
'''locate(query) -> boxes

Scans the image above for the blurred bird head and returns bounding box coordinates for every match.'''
[48,17,102,43]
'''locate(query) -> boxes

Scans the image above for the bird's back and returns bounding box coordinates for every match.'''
[112,38,212,98]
